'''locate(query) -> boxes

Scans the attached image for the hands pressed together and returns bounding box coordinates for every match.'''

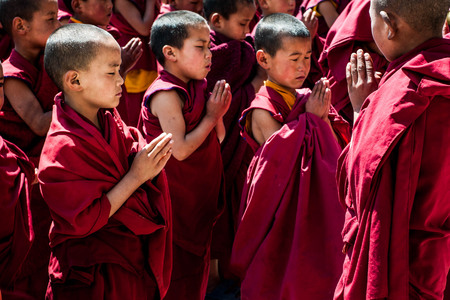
[206,79,232,122]
[306,77,331,121]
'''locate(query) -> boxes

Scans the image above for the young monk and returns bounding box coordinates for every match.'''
[40,23,173,299]
[334,0,450,299]
[318,0,388,124]
[0,1,61,298]
[203,0,262,285]
[0,62,35,300]
[110,0,159,126]
[230,13,350,300]
[140,10,231,300]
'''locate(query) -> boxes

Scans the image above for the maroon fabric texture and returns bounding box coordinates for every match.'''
[0,33,13,62]
[39,94,172,299]
[141,70,224,257]
[334,38,450,299]
[318,0,388,123]
[0,137,34,290]
[206,30,256,261]
[0,50,59,166]
[231,88,350,300]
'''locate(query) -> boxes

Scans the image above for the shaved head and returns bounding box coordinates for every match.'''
[373,0,450,34]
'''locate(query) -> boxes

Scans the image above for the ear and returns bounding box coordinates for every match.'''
[72,0,82,14]
[256,49,270,70]
[162,45,177,62]
[380,10,397,40]
[210,13,222,28]
[63,71,82,92]
[12,17,28,35]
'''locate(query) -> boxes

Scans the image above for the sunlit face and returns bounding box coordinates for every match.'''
[0,63,4,110]
[218,3,256,40]
[265,37,311,93]
[28,0,61,49]
[263,0,296,16]
[171,24,212,83]
[173,0,203,15]
[76,39,124,114]
[77,0,113,26]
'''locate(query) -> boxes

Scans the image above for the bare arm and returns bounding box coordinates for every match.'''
[215,117,226,143]
[150,80,231,161]
[317,1,339,28]
[4,78,52,136]
[251,108,283,146]
[114,0,156,36]
[106,132,172,217]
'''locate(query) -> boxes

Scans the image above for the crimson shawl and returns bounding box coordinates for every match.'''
[335,38,450,299]
[39,94,172,299]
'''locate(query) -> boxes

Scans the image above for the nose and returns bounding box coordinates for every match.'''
[206,47,212,59]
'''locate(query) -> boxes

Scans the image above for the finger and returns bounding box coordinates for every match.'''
[350,53,358,85]
[145,132,169,152]
[215,80,225,100]
[357,49,366,81]
[311,80,320,98]
[211,80,220,99]
[148,133,173,157]
[303,9,311,22]
[324,87,331,107]
[364,53,374,85]
[222,82,231,99]
[318,78,326,101]
[346,62,352,88]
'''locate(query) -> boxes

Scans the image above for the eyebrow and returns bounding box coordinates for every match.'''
[109,63,121,67]
[289,50,313,56]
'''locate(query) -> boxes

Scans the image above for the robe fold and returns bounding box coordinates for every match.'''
[206,30,256,265]
[140,70,224,300]
[0,136,34,292]
[318,0,388,124]
[39,93,172,299]
[0,49,58,299]
[334,38,450,300]
[231,85,350,299]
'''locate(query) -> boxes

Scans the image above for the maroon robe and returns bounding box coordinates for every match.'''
[0,49,58,299]
[0,33,13,62]
[110,0,159,127]
[140,70,224,300]
[0,136,34,298]
[206,30,256,271]
[318,0,388,124]
[334,38,450,299]
[39,93,172,299]
[231,85,350,299]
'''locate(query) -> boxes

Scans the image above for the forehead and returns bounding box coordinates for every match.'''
[186,23,210,39]
[231,2,257,18]
[278,36,311,51]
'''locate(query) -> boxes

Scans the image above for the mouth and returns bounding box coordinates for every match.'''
[296,75,306,80]
[206,63,212,70]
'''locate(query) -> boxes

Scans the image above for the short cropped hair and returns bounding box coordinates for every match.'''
[203,0,255,20]
[150,10,208,66]
[44,23,115,91]
[62,0,74,13]
[0,0,42,35]
[254,13,310,57]
[374,0,450,34]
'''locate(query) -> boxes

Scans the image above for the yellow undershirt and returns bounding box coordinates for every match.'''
[245,80,296,133]
[312,0,338,17]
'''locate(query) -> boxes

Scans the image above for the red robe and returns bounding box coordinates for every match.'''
[318,0,388,124]
[110,0,159,127]
[231,85,350,300]
[0,49,58,299]
[296,0,351,89]
[0,33,13,62]
[39,93,172,299]
[334,38,450,299]
[206,30,256,270]
[140,70,224,300]
[0,136,34,299]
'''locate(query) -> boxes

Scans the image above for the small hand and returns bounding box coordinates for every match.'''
[206,80,232,121]
[121,37,143,76]
[306,77,331,120]
[302,9,319,38]
[346,49,378,113]
[129,132,173,182]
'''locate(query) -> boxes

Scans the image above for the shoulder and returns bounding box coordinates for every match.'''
[148,89,184,118]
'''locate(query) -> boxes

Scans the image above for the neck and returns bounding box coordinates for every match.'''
[13,42,42,65]
[64,93,101,129]
[392,28,442,61]
[164,65,191,84]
